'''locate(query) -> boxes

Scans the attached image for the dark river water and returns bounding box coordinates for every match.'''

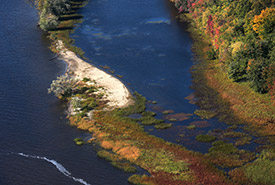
[0,0,258,184]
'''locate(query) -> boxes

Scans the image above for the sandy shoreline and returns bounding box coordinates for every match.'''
[56,40,133,108]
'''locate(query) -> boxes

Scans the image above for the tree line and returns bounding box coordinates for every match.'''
[174,0,275,100]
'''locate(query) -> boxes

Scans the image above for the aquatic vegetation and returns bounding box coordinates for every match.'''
[116,75,123,79]
[154,123,172,129]
[195,134,216,142]
[108,70,115,74]
[222,131,253,146]
[151,101,157,104]
[141,111,156,117]
[189,120,210,128]
[222,131,249,138]
[99,65,110,70]
[194,109,216,119]
[234,137,252,146]
[139,116,164,125]
[184,93,197,104]
[74,138,84,145]
[162,110,174,115]
[164,113,192,121]
[168,118,177,122]
[186,125,196,130]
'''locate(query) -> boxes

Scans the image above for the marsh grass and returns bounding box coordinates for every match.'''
[195,135,216,142]
[154,123,172,129]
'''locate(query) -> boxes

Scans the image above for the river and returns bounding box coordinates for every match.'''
[0,0,257,184]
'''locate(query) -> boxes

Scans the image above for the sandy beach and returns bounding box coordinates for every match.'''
[57,40,133,108]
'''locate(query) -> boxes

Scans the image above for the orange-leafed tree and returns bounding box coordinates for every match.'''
[253,7,275,40]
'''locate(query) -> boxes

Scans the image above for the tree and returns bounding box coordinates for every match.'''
[253,7,275,40]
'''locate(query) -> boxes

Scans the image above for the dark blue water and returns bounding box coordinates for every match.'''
[0,0,132,184]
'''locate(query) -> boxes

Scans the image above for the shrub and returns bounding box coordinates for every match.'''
[247,58,269,93]
[48,74,77,98]
[228,52,248,82]
[39,11,59,31]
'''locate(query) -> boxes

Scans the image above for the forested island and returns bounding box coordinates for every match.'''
[34,0,274,184]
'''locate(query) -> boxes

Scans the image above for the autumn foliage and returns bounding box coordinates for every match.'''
[174,0,275,102]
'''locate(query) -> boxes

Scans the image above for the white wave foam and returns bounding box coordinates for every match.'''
[17,153,91,185]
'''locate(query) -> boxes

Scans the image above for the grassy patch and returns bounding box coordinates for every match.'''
[97,150,136,173]
[128,174,154,185]
[206,141,255,168]
[230,149,275,184]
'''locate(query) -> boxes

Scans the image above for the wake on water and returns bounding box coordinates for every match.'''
[13,152,91,185]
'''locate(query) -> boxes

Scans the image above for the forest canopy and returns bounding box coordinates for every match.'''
[175,0,275,99]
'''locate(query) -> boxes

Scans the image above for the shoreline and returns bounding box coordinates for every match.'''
[56,40,133,109]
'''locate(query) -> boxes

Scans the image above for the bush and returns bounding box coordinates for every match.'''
[48,74,77,98]
[228,52,248,82]
[207,48,217,60]
[247,58,269,93]
[39,11,59,31]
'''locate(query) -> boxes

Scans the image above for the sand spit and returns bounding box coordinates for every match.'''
[57,40,133,108]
